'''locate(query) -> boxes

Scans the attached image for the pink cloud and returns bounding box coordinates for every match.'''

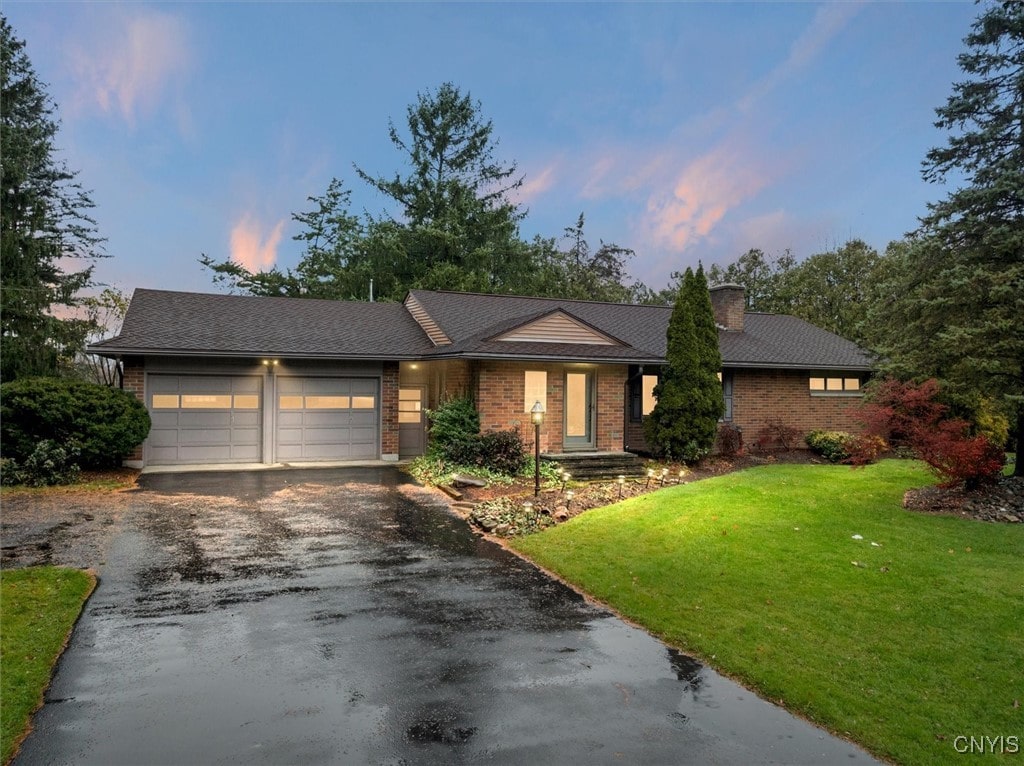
[67,10,191,127]
[230,215,286,273]
[643,143,769,253]
[514,162,559,205]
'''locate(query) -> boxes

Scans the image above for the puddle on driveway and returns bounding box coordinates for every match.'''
[14,467,877,765]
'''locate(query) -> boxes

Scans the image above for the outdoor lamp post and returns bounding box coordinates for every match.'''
[531,401,545,497]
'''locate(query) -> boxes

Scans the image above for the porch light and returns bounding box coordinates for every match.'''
[531,401,544,497]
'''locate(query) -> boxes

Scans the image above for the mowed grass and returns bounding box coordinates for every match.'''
[1,567,95,764]
[512,461,1024,765]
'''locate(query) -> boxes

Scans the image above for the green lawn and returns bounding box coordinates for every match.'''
[1,567,95,765]
[512,461,1024,766]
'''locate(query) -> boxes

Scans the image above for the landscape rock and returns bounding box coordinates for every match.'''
[452,474,488,488]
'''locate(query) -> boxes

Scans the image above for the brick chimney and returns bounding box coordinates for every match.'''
[709,284,745,331]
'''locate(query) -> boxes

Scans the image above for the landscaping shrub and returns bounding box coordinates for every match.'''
[716,423,743,457]
[846,434,888,467]
[0,377,150,469]
[805,430,853,462]
[479,429,527,475]
[914,419,1005,490]
[857,377,1005,488]
[753,419,802,452]
[426,396,480,464]
[1,440,81,487]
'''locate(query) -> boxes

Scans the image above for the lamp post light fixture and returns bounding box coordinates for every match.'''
[660,467,669,486]
[646,468,655,488]
[565,490,574,510]
[617,474,626,498]
[561,472,571,492]
[530,401,545,497]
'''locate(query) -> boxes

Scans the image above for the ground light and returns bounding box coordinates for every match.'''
[617,474,625,498]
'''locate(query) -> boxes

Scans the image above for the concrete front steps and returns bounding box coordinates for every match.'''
[540,451,647,481]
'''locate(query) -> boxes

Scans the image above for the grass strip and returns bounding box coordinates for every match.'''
[512,460,1024,765]
[1,567,95,764]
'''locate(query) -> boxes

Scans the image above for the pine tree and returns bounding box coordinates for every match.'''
[1,17,103,381]
[644,266,725,461]
[862,2,1023,475]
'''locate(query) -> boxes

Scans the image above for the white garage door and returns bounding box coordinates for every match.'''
[275,377,379,460]
[148,375,262,465]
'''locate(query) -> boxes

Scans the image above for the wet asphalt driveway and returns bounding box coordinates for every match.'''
[13,467,876,765]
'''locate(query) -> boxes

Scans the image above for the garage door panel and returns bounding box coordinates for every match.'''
[274,377,379,461]
[177,411,232,428]
[303,427,352,444]
[147,375,262,465]
[178,429,232,446]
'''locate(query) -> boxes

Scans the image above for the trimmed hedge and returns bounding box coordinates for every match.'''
[1,377,150,469]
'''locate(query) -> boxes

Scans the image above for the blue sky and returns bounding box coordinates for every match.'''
[7,1,977,297]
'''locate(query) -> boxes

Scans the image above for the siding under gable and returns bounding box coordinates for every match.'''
[404,293,451,346]
[494,311,621,345]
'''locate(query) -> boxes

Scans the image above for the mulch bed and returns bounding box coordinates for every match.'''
[447,451,826,535]
[903,475,1024,523]
[444,452,1024,536]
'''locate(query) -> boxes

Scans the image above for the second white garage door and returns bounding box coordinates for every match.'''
[275,377,379,460]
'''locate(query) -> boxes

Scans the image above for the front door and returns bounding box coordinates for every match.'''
[563,371,596,450]
[398,386,426,457]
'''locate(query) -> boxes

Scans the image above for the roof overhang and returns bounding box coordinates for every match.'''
[85,346,426,362]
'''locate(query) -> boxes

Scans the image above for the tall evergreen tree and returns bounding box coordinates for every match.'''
[355,82,530,293]
[644,266,724,461]
[1,17,103,381]
[862,1,1023,474]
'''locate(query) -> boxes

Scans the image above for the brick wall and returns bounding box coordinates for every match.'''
[474,362,626,453]
[381,361,399,456]
[442,360,473,400]
[732,368,864,445]
[625,418,649,454]
[595,366,626,450]
[122,357,145,462]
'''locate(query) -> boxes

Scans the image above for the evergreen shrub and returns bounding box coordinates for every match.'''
[1,378,150,469]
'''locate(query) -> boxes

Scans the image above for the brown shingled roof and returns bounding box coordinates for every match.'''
[91,289,432,359]
[91,287,875,371]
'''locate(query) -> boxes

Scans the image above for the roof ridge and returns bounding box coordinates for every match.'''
[410,288,672,309]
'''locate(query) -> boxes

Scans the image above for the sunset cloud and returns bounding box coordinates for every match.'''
[67,10,191,127]
[514,162,559,205]
[738,2,863,112]
[230,215,286,273]
[643,142,769,253]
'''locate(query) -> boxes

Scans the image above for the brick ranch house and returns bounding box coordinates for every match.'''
[90,285,874,467]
